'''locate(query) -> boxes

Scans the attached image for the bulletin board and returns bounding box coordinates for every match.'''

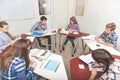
[76,0,84,16]
[0,0,34,20]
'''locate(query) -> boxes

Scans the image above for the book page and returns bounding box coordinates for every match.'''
[78,54,94,64]
[29,48,51,60]
[60,28,69,34]
[82,34,96,41]
[88,62,104,72]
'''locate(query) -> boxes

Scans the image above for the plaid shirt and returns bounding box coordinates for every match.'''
[98,59,120,80]
[100,31,118,47]
[0,57,34,80]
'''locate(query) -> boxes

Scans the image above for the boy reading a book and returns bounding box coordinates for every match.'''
[31,16,51,50]
[95,22,118,48]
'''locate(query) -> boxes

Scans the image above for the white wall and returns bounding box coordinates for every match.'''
[81,0,120,36]
[1,0,120,38]
[53,0,69,28]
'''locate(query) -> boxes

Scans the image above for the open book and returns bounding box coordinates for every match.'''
[78,54,94,64]
[29,48,51,60]
[60,28,69,34]
[88,62,104,72]
[44,60,60,72]
[78,54,104,72]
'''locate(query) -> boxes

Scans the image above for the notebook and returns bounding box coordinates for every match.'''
[32,31,45,37]
[45,60,60,72]
[30,48,51,60]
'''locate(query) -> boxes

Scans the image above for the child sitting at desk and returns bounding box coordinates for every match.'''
[62,16,80,53]
[89,49,120,80]
[95,22,118,48]
[31,16,51,50]
[0,21,15,51]
[0,39,41,80]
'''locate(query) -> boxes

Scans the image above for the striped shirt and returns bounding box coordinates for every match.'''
[0,57,34,80]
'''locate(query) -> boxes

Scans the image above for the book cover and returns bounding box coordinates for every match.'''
[32,31,45,37]
[45,60,60,72]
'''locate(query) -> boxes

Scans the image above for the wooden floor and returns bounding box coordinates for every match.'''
[1,33,120,80]
[48,34,89,80]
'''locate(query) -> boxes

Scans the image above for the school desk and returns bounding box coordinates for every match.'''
[58,28,89,56]
[81,34,120,56]
[31,52,68,80]
[70,52,120,80]
[30,29,57,52]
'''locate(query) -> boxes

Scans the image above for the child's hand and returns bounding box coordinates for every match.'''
[30,60,37,68]
[69,29,73,33]
[95,36,99,40]
[91,69,97,76]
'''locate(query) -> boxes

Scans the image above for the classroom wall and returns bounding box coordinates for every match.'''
[3,0,39,35]
[1,0,120,39]
[53,0,68,28]
[80,0,120,36]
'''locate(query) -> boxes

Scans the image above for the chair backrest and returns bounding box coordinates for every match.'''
[0,45,11,57]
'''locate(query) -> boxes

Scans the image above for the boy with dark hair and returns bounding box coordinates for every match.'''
[31,16,51,50]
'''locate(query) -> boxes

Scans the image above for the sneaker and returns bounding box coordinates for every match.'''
[48,46,51,50]
[62,46,65,51]
[41,45,46,48]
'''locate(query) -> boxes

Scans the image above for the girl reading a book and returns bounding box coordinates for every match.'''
[0,21,15,51]
[0,39,41,80]
[89,49,120,80]
[62,16,80,53]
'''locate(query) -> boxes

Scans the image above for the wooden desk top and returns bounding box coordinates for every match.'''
[70,52,120,80]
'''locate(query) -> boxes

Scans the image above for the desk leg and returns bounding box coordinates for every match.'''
[59,34,62,52]
[53,34,56,53]
[81,39,87,52]
[55,34,56,47]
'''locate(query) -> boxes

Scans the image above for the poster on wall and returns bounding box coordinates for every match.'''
[38,0,51,15]
[76,0,84,16]
[0,0,34,20]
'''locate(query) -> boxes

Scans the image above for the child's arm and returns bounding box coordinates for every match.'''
[89,69,97,80]
[15,60,34,80]
[97,40,113,47]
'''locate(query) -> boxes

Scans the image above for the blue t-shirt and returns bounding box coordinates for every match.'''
[31,22,47,32]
